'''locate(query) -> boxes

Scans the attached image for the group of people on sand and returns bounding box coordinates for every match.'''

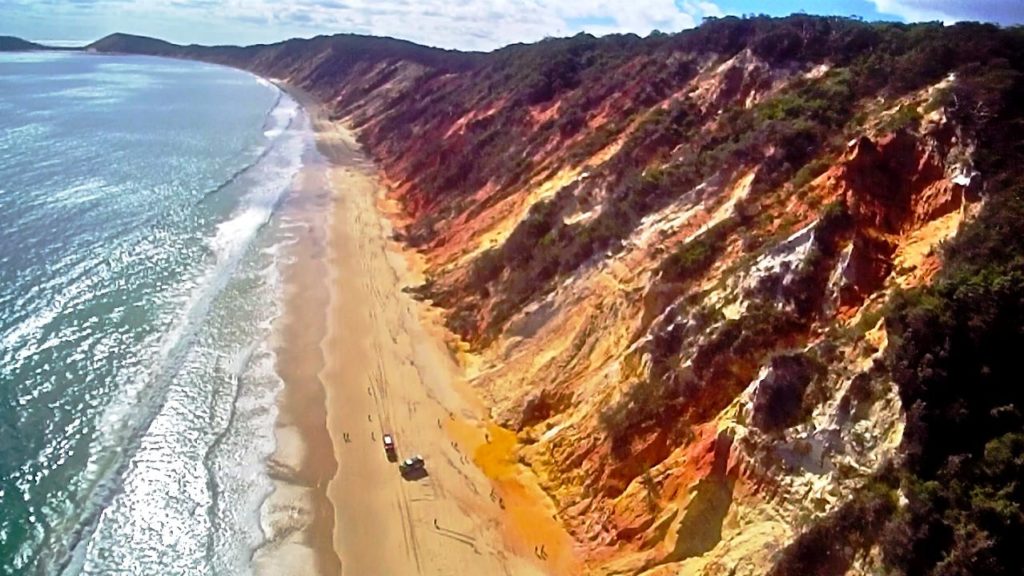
[341,413,375,443]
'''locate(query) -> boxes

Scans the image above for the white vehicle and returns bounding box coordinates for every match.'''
[382,433,397,461]
[399,455,425,478]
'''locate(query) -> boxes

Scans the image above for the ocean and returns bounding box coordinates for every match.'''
[0,51,312,574]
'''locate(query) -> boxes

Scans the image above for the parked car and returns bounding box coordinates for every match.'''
[399,455,425,478]
[382,433,397,461]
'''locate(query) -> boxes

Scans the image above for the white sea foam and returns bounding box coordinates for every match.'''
[212,136,303,262]
[263,96,299,140]
[208,207,274,260]
[69,94,310,573]
[98,92,305,440]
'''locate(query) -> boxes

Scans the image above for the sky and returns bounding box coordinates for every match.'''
[1,0,1022,51]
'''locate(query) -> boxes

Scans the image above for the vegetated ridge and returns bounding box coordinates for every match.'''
[0,36,48,51]
[88,17,1024,575]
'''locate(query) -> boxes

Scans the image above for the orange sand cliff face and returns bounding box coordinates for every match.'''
[336,66,978,574]
[336,73,978,574]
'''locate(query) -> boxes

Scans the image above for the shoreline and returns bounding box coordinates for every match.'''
[255,94,340,576]
[266,81,579,575]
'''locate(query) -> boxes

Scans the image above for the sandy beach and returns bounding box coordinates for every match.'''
[261,88,580,576]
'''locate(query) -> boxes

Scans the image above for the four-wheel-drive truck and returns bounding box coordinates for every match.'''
[382,433,397,461]
[399,455,425,478]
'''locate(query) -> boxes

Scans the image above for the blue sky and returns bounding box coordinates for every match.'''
[1,0,1022,51]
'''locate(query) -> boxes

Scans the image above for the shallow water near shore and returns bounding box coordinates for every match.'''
[0,51,314,574]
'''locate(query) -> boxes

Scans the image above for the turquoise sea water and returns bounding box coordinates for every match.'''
[0,52,310,574]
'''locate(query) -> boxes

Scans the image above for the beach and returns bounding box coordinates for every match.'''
[254,105,340,576]
[262,89,578,576]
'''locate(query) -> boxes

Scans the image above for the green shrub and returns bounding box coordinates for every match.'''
[882,104,923,132]
[599,372,688,453]
[657,219,734,284]
[791,157,831,191]
[567,123,618,164]
[469,248,504,288]
[770,476,898,576]
[878,52,1024,569]
[750,353,825,433]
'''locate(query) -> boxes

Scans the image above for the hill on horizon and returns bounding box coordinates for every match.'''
[0,36,47,52]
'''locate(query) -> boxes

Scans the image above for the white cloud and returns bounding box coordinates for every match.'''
[871,0,1024,25]
[11,0,723,50]
[270,0,724,49]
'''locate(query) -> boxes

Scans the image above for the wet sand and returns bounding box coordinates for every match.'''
[255,105,340,576]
